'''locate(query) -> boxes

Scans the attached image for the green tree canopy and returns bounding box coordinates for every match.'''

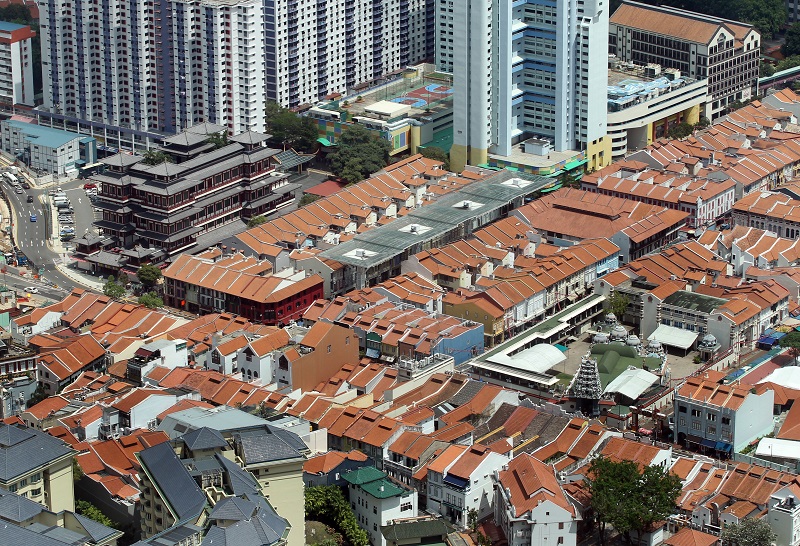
[777,55,800,72]
[299,193,320,207]
[587,456,681,545]
[606,291,630,321]
[103,276,126,299]
[141,150,173,166]
[780,331,800,365]
[76,500,116,529]
[207,131,229,150]
[138,292,163,309]
[265,102,319,152]
[760,62,777,78]
[721,517,777,546]
[305,486,368,546]
[419,146,450,171]
[247,215,268,228]
[330,125,391,184]
[668,122,694,140]
[136,264,162,287]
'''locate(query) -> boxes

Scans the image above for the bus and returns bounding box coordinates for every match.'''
[78,162,106,179]
[3,172,18,185]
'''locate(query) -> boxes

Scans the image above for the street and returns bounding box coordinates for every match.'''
[0,169,87,290]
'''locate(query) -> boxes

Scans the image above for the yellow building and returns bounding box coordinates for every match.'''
[0,423,75,513]
[442,293,506,347]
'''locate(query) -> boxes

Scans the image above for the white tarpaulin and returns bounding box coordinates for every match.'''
[648,324,699,350]
[603,367,660,400]
[486,344,566,375]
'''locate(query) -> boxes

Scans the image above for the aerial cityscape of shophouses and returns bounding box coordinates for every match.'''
[5,0,800,545]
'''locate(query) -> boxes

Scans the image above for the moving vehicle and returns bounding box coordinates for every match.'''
[29,214,37,222]
[23,286,38,294]
[83,183,97,190]
[14,188,22,194]
[20,182,30,189]
[26,195,33,203]
[3,172,18,185]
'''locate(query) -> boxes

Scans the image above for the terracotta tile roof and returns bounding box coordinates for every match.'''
[670,457,699,480]
[304,450,368,474]
[600,436,663,466]
[677,377,752,410]
[497,453,575,518]
[24,395,70,420]
[427,444,468,474]
[112,389,173,414]
[778,401,800,441]
[440,385,504,425]
[664,527,719,546]
[447,444,494,480]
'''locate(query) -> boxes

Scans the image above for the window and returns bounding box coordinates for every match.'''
[678,405,687,413]
[373,506,377,514]
[691,409,701,417]
[559,523,564,530]
[30,473,41,483]
[401,502,413,512]
[722,417,731,425]
[707,413,716,422]
[692,421,701,430]
[327,345,332,353]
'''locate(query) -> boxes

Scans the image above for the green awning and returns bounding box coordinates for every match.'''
[505,166,519,172]
[564,158,588,170]
[539,183,562,193]
[317,137,335,146]
[476,163,501,171]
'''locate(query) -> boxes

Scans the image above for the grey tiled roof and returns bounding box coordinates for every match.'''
[138,442,206,521]
[0,424,74,482]
[183,427,228,451]
[215,454,260,496]
[447,379,484,407]
[73,512,120,542]
[0,488,46,522]
[381,518,449,541]
[0,522,71,546]
[201,494,288,546]
[234,427,306,465]
[209,496,257,522]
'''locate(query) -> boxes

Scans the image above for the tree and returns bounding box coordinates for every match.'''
[694,116,711,130]
[557,169,582,189]
[606,291,630,322]
[138,292,163,309]
[141,150,173,166]
[760,62,776,78]
[777,55,800,72]
[628,465,682,545]
[330,124,391,184]
[103,276,126,299]
[467,508,479,533]
[299,193,320,207]
[136,264,162,287]
[265,101,319,152]
[780,331,800,365]
[721,517,777,546]
[73,457,84,482]
[668,122,694,140]
[207,131,229,149]
[419,146,450,171]
[305,486,368,546]
[76,500,116,529]
[247,215,268,228]
[587,457,681,545]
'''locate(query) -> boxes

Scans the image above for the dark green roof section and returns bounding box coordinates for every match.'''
[418,128,453,154]
[381,518,450,541]
[591,343,662,388]
[342,466,386,485]
[360,478,408,499]
[662,290,728,314]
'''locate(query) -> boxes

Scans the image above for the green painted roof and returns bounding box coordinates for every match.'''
[419,128,453,154]
[381,519,449,541]
[591,343,662,388]
[662,290,727,314]
[342,466,386,485]
[564,158,588,170]
[360,478,407,499]
[317,137,335,147]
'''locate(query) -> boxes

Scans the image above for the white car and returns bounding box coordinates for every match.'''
[23,286,38,294]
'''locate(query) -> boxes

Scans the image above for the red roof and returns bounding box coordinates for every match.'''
[305,180,348,197]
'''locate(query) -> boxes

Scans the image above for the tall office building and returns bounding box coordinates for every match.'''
[36,0,433,150]
[444,0,609,173]
[0,21,36,107]
[609,1,760,120]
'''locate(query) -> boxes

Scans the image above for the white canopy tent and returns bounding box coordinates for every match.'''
[648,324,698,350]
